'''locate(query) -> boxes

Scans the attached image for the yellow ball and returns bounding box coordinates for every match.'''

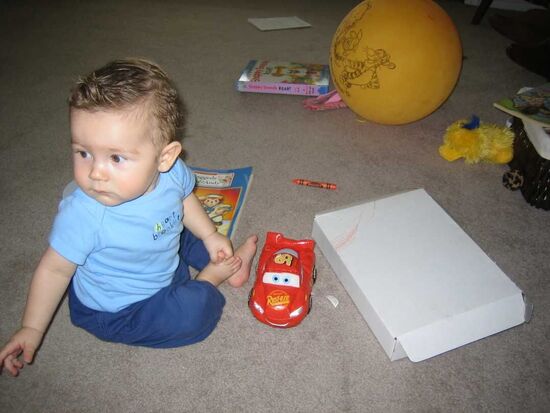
[330,0,462,125]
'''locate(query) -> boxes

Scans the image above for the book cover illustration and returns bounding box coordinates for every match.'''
[494,83,550,126]
[236,60,330,96]
[191,166,253,239]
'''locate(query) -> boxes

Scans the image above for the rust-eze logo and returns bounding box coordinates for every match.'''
[267,290,290,307]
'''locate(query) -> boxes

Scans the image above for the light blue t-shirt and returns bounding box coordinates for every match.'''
[49,159,195,312]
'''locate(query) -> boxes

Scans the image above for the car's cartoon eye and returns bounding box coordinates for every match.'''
[263,272,300,288]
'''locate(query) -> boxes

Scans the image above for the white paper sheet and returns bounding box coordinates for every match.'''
[247,16,311,31]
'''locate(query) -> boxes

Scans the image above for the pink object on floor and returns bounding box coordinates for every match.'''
[303,90,347,111]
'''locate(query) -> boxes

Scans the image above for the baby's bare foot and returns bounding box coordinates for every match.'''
[227,235,258,288]
[197,256,242,287]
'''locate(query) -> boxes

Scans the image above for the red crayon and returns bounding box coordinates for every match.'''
[292,178,337,190]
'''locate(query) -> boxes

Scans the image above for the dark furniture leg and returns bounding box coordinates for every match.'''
[472,0,494,24]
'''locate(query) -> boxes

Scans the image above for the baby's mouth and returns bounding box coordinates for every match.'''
[91,188,110,196]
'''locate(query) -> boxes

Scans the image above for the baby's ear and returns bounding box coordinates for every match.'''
[158,141,182,172]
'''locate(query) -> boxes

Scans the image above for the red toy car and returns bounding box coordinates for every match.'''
[248,232,316,328]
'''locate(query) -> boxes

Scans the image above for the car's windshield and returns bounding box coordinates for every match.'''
[262,272,300,288]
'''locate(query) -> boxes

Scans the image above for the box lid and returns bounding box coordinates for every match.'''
[313,189,528,361]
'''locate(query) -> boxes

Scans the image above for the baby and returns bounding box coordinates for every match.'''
[0,58,258,376]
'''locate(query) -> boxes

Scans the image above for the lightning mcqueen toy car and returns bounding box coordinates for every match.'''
[248,232,316,328]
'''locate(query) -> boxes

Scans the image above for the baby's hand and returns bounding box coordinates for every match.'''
[0,327,44,377]
[203,231,233,263]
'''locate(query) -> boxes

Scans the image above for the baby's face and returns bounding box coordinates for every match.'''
[70,108,162,206]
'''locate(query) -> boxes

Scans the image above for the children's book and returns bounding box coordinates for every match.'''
[236,60,330,96]
[190,166,253,240]
[493,83,550,127]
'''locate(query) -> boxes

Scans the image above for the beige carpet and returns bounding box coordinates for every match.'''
[1,1,548,411]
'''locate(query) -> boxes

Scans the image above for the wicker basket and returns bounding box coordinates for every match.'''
[506,118,550,210]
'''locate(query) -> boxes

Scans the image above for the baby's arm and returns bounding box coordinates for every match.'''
[182,193,233,263]
[0,247,76,376]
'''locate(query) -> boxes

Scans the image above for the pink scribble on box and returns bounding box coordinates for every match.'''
[332,202,376,252]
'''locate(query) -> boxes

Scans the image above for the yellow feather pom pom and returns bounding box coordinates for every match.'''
[440,118,515,164]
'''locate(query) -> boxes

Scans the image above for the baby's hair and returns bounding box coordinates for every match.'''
[69,58,184,148]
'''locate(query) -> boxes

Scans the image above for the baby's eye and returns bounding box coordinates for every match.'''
[111,154,126,163]
[77,150,90,159]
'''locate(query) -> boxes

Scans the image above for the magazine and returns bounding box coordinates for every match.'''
[236,60,330,96]
[190,166,253,239]
[493,83,550,127]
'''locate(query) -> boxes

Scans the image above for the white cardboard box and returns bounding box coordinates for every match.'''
[312,189,531,362]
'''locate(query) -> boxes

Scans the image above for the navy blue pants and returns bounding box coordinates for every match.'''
[68,229,226,348]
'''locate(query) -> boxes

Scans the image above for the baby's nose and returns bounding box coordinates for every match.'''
[89,162,108,181]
